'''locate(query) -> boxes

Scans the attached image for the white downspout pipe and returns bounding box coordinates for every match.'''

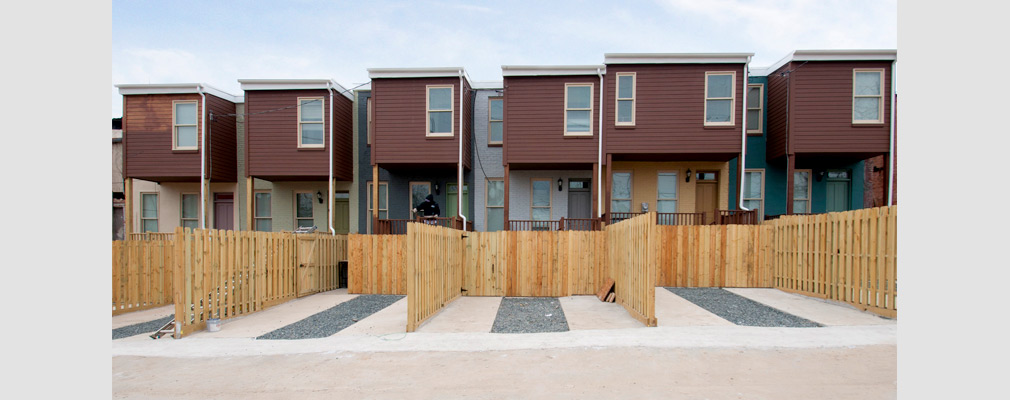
[198,84,207,229]
[887,60,896,205]
[597,67,604,218]
[327,81,336,235]
[738,58,751,211]
[458,69,467,230]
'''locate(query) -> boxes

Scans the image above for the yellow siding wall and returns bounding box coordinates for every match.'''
[611,161,729,213]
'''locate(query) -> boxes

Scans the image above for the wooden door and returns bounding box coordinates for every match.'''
[333,195,349,234]
[694,172,718,224]
[297,236,319,297]
[825,170,851,212]
[214,193,234,230]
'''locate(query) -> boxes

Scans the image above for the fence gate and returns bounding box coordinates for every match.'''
[297,236,320,297]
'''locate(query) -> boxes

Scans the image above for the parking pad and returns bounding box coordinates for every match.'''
[665,288,821,327]
[257,294,404,340]
[112,315,173,340]
[491,297,569,333]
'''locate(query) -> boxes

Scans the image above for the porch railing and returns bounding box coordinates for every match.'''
[716,210,759,225]
[375,216,473,234]
[127,232,175,241]
[608,211,756,225]
[507,217,603,231]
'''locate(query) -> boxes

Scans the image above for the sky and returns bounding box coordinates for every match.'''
[111,0,896,118]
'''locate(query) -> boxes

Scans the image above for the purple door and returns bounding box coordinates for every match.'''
[214,193,234,230]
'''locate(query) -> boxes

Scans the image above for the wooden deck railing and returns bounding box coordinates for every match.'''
[609,212,705,226]
[717,210,759,225]
[508,219,561,231]
[128,232,175,241]
[508,218,603,231]
[562,218,602,231]
[376,216,473,234]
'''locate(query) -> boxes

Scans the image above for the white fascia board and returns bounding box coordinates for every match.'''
[764,49,898,75]
[238,79,354,100]
[116,83,242,103]
[501,65,606,76]
[471,81,504,89]
[367,68,472,87]
[748,67,771,77]
[604,53,753,64]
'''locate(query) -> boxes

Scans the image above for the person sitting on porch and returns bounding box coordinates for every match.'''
[412,194,440,224]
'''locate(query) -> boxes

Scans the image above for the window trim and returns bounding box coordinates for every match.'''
[172,100,199,150]
[656,171,678,213]
[408,181,432,216]
[793,169,813,214]
[180,192,199,229]
[746,83,764,134]
[530,178,553,220]
[485,178,505,231]
[297,96,325,148]
[615,72,636,126]
[366,97,373,146]
[426,85,454,137]
[366,181,389,220]
[253,190,272,231]
[140,192,159,232]
[488,96,503,146]
[563,83,594,137]
[852,68,885,124]
[611,171,633,213]
[743,169,765,221]
[704,71,737,127]
[294,191,315,228]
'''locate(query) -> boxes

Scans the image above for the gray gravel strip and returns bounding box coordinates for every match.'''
[666,288,821,327]
[257,295,404,340]
[491,297,569,333]
[113,315,173,340]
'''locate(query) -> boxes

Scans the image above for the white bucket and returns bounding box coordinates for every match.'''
[207,318,221,332]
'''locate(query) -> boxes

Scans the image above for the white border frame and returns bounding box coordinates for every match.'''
[852,68,885,124]
[746,83,764,134]
[564,83,594,136]
[615,72,636,126]
[488,97,503,145]
[294,191,315,228]
[426,85,455,137]
[297,97,325,148]
[172,100,199,150]
[704,71,737,127]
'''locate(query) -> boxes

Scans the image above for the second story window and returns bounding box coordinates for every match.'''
[427,85,454,137]
[173,101,198,150]
[298,97,324,148]
[564,83,593,136]
[616,73,635,125]
[853,69,884,124]
[705,72,736,126]
[488,97,503,145]
[747,84,763,134]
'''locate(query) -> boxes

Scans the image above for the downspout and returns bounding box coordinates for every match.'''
[887,60,896,205]
[327,82,336,235]
[458,69,467,230]
[738,57,751,211]
[198,84,207,229]
[597,67,604,218]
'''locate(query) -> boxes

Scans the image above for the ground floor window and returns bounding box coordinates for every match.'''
[367,181,388,219]
[611,172,632,212]
[486,178,504,231]
[744,169,764,220]
[409,182,431,217]
[793,170,811,213]
[254,192,271,231]
[295,192,315,228]
[656,172,678,212]
[141,193,158,232]
[181,193,199,229]
[531,178,552,220]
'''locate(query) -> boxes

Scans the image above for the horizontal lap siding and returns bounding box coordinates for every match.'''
[332,94,354,180]
[372,77,465,165]
[124,94,203,179]
[207,94,238,182]
[247,89,345,178]
[765,63,790,160]
[504,75,599,164]
[604,64,744,155]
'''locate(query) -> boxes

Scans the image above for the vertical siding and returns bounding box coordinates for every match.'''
[603,64,745,155]
[371,77,469,165]
[503,75,600,164]
[123,93,203,180]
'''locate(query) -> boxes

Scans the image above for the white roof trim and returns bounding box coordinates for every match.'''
[501,65,606,76]
[764,49,897,75]
[237,79,354,100]
[115,83,242,103]
[471,81,504,89]
[604,53,753,64]
[367,68,472,85]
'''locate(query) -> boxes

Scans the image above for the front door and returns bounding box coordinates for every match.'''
[694,171,718,224]
[446,183,468,218]
[825,170,851,212]
[333,193,349,234]
[568,179,591,219]
[214,193,234,230]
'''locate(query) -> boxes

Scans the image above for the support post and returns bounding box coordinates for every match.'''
[786,154,795,215]
[504,164,510,231]
[372,164,379,233]
[592,162,599,218]
[124,178,133,239]
[247,176,254,231]
[605,154,613,223]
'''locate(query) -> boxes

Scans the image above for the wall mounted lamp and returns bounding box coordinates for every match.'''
[316,191,324,204]
[685,169,692,182]
[434,183,440,195]
[558,178,563,191]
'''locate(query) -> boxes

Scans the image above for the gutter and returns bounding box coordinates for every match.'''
[458,69,467,230]
[198,84,207,229]
[738,57,751,211]
[597,67,604,218]
[327,82,336,235]
[888,60,897,205]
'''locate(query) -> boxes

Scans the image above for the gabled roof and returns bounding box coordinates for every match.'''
[760,49,898,76]
[501,65,605,77]
[367,67,472,87]
[237,79,354,100]
[115,83,243,103]
[604,53,753,64]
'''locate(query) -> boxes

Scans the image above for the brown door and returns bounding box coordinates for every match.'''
[214,193,234,230]
[694,171,718,224]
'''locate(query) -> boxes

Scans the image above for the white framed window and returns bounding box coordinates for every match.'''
[611,171,632,213]
[409,182,432,216]
[426,85,454,137]
[793,169,812,213]
[743,169,764,220]
[298,97,324,148]
[488,97,503,145]
[853,69,885,124]
[366,97,373,146]
[173,101,198,150]
[656,172,678,212]
[486,178,504,231]
[254,191,272,231]
[295,192,315,228]
[704,71,736,126]
[747,84,764,134]
[180,193,199,229]
[616,72,636,126]
[531,178,552,220]
[367,181,388,219]
[564,83,593,136]
[141,193,158,232]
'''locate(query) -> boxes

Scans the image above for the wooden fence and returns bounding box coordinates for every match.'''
[768,206,897,318]
[607,213,658,326]
[112,239,174,315]
[347,234,407,294]
[407,222,464,332]
[654,224,771,288]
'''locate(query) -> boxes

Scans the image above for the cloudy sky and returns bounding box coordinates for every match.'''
[111,0,896,117]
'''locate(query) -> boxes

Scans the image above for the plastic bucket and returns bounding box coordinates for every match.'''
[207,318,221,332]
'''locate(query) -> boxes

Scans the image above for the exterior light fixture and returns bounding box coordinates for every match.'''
[316,191,324,204]
[558,178,563,191]
[686,169,692,182]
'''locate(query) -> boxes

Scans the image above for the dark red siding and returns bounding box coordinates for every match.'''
[765,62,791,160]
[207,94,237,182]
[603,64,745,157]
[245,89,354,180]
[124,93,209,182]
[503,75,600,165]
[371,77,472,169]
